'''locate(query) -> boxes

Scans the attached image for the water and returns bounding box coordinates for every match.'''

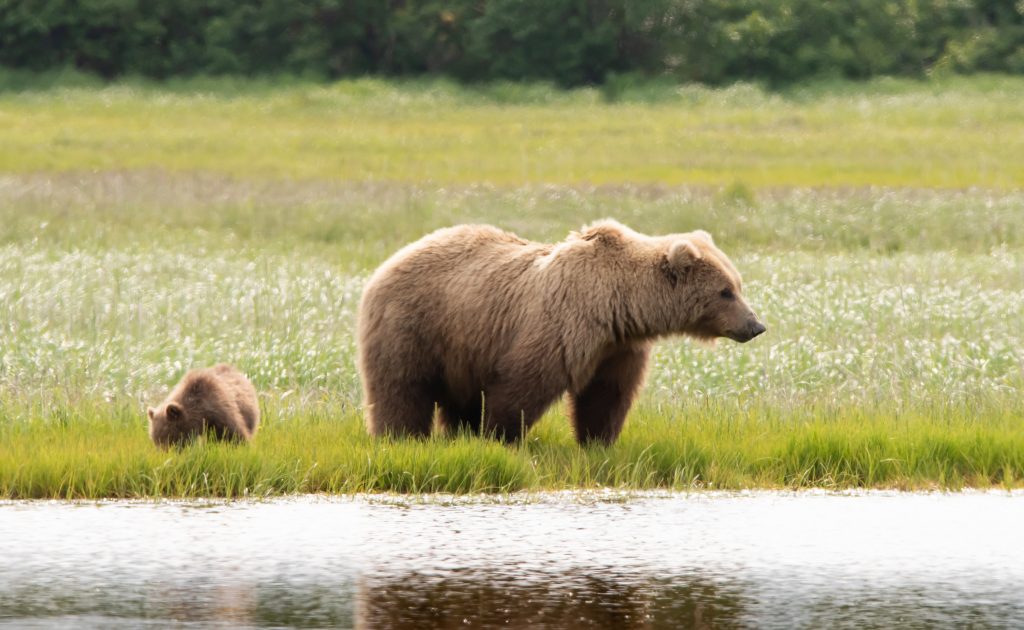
[1,491,1022,629]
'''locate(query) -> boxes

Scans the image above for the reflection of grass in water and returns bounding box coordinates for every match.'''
[1,398,1021,498]
[1,75,1023,188]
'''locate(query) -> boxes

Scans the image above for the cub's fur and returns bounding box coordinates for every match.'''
[147,364,259,447]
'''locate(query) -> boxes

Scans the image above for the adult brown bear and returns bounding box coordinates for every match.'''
[357,220,765,445]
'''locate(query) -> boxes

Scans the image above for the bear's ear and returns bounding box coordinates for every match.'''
[661,239,702,287]
[577,220,627,247]
[690,229,714,245]
[166,403,183,422]
[147,407,155,421]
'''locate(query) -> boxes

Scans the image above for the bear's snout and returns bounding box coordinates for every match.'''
[728,319,766,343]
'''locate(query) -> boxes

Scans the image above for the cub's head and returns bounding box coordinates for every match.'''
[147,402,201,448]
[660,230,766,343]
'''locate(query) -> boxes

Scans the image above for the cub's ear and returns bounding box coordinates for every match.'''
[660,239,702,287]
[165,403,183,422]
[147,407,155,421]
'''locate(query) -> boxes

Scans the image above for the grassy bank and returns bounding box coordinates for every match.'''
[0,77,1022,497]
[2,400,1021,498]
[1,75,1023,188]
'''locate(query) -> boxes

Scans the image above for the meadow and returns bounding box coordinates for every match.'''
[2,73,1024,189]
[0,75,1022,497]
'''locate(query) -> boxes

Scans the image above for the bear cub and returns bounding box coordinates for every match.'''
[147,363,259,448]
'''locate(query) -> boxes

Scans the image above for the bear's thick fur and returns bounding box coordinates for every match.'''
[147,363,260,447]
[357,220,764,445]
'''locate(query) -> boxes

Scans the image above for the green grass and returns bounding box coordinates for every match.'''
[1,74,1023,188]
[1,176,1021,497]
[2,209,1020,408]
[0,76,1022,497]
[2,399,1021,499]
[4,172,1024,262]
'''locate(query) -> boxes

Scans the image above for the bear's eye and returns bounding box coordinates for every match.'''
[720,288,735,300]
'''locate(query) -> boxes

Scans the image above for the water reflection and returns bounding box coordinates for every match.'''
[0,579,356,628]
[0,492,1021,628]
[356,572,744,629]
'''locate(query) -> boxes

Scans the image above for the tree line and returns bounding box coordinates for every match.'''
[1,0,1021,85]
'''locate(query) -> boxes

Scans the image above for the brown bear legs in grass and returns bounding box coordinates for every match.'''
[476,371,565,443]
[363,380,436,439]
[363,345,649,446]
[362,362,564,443]
[569,343,651,445]
[366,385,562,444]
[436,395,483,435]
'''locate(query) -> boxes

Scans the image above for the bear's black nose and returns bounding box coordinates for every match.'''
[726,320,767,343]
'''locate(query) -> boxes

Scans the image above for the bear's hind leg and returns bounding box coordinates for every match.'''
[482,377,562,444]
[569,344,650,446]
[364,379,437,439]
[437,394,484,436]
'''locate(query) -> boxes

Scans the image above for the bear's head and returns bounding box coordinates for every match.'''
[147,402,201,448]
[659,230,766,343]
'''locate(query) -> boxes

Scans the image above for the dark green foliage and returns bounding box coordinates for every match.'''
[627,0,1024,84]
[0,0,1021,85]
[458,0,622,84]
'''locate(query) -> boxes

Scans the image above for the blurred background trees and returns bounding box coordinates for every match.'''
[1,0,1021,85]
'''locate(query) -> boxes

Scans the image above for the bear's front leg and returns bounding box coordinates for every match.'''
[568,344,650,446]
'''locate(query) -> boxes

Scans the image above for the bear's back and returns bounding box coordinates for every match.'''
[389,225,534,271]
[176,366,253,439]
[358,225,554,387]
[361,224,547,312]
[208,364,260,434]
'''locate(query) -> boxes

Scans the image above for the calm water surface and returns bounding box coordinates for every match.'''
[1,491,1022,629]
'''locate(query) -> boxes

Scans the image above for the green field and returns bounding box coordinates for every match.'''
[2,74,1024,188]
[1,76,1022,497]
